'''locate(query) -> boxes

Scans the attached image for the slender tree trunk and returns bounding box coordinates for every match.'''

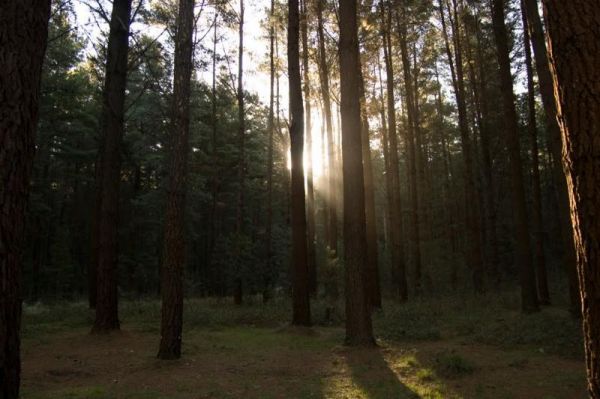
[522,0,580,315]
[0,2,50,397]
[439,0,484,293]
[491,0,538,313]
[339,0,374,345]
[209,12,219,292]
[316,0,337,256]
[93,0,133,333]
[157,0,194,360]
[234,0,245,306]
[381,5,408,300]
[289,0,311,326]
[264,0,275,303]
[358,64,381,309]
[397,14,422,295]
[541,2,600,394]
[301,0,317,295]
[521,1,550,305]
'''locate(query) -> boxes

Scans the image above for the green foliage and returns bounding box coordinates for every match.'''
[432,351,475,378]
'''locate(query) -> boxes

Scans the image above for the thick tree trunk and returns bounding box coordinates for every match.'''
[491,0,538,313]
[541,1,600,394]
[521,2,550,305]
[289,0,311,326]
[301,0,317,295]
[316,0,337,256]
[522,0,580,315]
[93,0,132,333]
[381,5,408,301]
[339,0,374,346]
[157,0,194,360]
[0,2,50,397]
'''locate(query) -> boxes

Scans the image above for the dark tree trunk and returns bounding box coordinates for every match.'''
[93,0,133,333]
[521,1,550,305]
[234,0,245,305]
[397,14,422,295]
[0,2,51,397]
[301,0,317,295]
[491,0,538,313]
[157,0,194,360]
[264,0,275,303]
[339,0,374,345]
[381,4,408,301]
[541,1,600,394]
[439,0,484,292]
[358,64,381,309]
[316,0,337,256]
[289,0,311,326]
[522,0,580,315]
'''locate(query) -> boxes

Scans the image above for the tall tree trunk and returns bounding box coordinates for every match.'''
[541,1,600,394]
[0,2,50,397]
[521,1,550,305]
[472,13,500,284]
[93,0,133,333]
[490,0,538,313]
[234,0,245,306]
[209,12,219,294]
[264,0,275,303]
[301,0,317,295]
[522,0,580,315]
[397,13,422,295]
[339,0,374,345]
[157,0,194,360]
[381,4,408,300]
[439,0,484,293]
[316,0,337,256]
[358,64,381,309]
[289,0,311,326]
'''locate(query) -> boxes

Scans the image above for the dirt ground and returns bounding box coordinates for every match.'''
[20,324,587,399]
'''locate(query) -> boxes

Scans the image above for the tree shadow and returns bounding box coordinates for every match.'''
[344,346,421,399]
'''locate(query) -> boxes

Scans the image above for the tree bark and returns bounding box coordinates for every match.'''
[541,1,600,394]
[522,0,580,315]
[157,0,194,360]
[491,0,538,313]
[339,0,374,345]
[289,0,311,326]
[0,3,50,397]
[93,0,133,333]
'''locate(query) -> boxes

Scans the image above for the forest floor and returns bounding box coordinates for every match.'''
[20,293,587,399]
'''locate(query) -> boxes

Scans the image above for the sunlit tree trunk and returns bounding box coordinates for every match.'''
[289,0,311,326]
[339,0,374,345]
[491,0,538,313]
[0,2,51,397]
[541,1,600,393]
[158,0,195,360]
[93,0,133,333]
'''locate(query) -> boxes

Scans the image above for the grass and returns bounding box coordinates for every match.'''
[20,291,587,398]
